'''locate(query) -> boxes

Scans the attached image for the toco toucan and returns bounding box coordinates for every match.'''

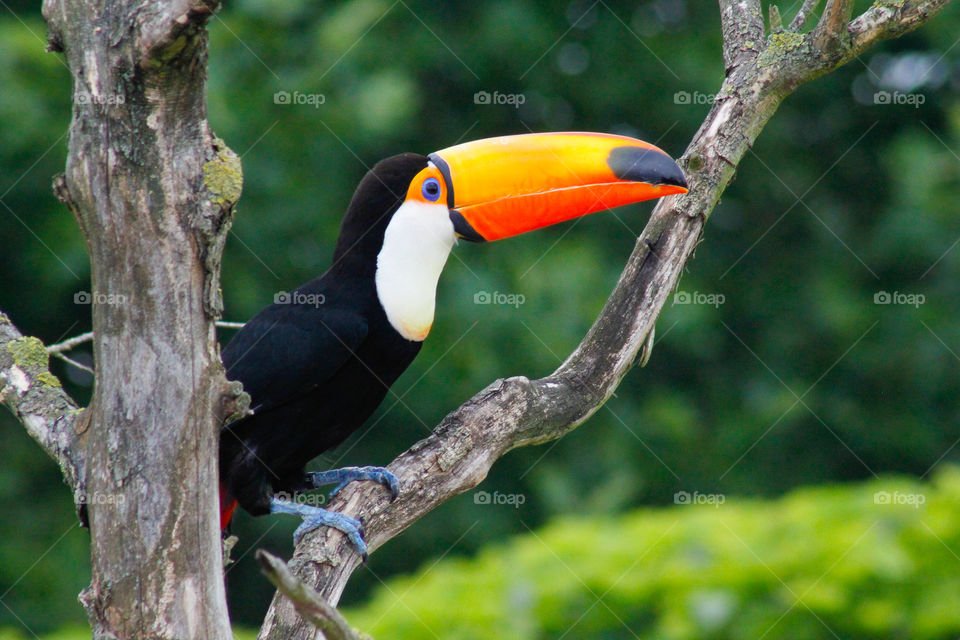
[219,132,687,557]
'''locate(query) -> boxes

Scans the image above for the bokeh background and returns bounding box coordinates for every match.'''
[2,1,959,638]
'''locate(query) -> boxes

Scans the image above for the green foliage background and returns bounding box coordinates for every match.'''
[3,471,959,639]
[345,470,960,639]
[1,0,958,636]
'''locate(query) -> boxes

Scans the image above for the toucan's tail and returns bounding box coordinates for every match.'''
[219,482,238,530]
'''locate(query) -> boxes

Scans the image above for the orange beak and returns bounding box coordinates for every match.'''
[428,132,687,242]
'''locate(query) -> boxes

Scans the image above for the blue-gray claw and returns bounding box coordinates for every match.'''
[306,466,400,501]
[270,497,368,560]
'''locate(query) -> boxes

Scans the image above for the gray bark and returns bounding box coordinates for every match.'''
[34,0,242,637]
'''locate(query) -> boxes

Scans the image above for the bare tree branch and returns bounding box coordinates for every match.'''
[257,1,951,637]
[46,330,94,354]
[849,0,950,51]
[769,5,784,33]
[137,0,220,63]
[813,0,854,53]
[51,351,94,376]
[0,311,86,505]
[257,551,369,640]
[719,0,764,71]
[789,0,822,31]
[44,321,244,358]
[768,0,949,96]
[45,331,98,376]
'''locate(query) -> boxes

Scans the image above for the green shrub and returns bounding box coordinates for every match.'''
[347,469,960,640]
[6,471,959,639]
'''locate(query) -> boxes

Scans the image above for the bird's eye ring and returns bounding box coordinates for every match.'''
[421,177,441,202]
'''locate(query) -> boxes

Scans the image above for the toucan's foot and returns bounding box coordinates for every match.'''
[305,465,400,501]
[269,497,368,559]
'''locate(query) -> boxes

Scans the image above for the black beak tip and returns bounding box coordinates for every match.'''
[608,146,687,190]
[663,161,688,190]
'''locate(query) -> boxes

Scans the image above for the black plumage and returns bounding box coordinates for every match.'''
[219,153,428,522]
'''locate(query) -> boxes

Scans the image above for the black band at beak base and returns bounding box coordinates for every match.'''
[428,153,456,210]
[449,209,485,242]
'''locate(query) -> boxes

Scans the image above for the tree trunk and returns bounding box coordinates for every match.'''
[41,1,240,637]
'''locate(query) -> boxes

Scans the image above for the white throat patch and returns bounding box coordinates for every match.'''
[375,200,456,342]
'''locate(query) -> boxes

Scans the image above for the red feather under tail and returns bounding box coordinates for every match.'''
[219,482,238,530]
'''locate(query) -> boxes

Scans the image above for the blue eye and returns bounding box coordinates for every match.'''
[421,177,441,202]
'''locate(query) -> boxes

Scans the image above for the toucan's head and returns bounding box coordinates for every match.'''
[334,132,687,342]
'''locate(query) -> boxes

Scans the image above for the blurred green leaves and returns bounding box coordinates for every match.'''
[346,469,960,640]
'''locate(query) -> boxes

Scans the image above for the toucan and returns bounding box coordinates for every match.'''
[219,132,687,557]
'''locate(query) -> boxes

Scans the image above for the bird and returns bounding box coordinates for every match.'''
[218,132,688,558]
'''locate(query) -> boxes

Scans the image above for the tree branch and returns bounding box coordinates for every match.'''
[789,0,822,32]
[46,330,94,354]
[0,311,86,505]
[719,0,764,72]
[44,321,245,359]
[849,0,950,52]
[769,5,784,34]
[50,351,94,376]
[136,0,220,63]
[257,551,369,640]
[257,1,951,637]
[813,0,854,54]
[44,332,97,376]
